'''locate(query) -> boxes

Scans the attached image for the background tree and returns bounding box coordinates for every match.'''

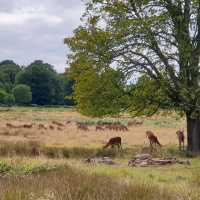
[65,0,200,153]
[4,94,15,106]
[16,60,64,105]
[59,73,74,106]
[0,89,7,104]
[0,60,21,92]
[13,84,32,105]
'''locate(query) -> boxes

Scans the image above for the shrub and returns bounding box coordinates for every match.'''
[13,84,32,105]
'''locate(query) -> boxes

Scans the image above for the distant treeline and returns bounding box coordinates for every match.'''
[0,60,74,106]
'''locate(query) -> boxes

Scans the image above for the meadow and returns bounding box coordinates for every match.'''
[0,107,199,200]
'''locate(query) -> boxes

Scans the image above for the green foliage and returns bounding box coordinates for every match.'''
[74,68,126,117]
[59,73,74,106]
[13,84,32,105]
[4,94,15,106]
[0,89,7,104]
[65,0,200,118]
[16,60,64,105]
[126,76,171,116]
[0,60,21,92]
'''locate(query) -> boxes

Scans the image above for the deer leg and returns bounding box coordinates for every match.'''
[150,141,153,153]
[179,140,181,151]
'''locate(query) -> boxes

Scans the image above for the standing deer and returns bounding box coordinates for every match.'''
[176,130,184,150]
[103,137,122,149]
[146,131,161,152]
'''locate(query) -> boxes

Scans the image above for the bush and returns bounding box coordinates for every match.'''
[13,84,32,105]
[4,94,15,106]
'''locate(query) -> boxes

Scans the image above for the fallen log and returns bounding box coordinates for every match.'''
[128,154,191,167]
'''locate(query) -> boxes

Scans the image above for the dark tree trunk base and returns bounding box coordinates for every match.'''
[187,114,200,153]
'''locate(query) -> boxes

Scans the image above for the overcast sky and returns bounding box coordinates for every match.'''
[0,0,84,72]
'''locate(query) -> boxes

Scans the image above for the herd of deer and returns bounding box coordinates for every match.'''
[104,130,185,152]
[5,120,185,152]
[6,120,71,131]
[77,120,143,132]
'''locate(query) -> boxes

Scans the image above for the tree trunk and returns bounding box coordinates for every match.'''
[187,114,200,153]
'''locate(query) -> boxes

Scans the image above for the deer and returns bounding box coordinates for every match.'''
[118,125,128,131]
[103,137,122,149]
[23,124,33,129]
[176,130,184,150]
[96,125,104,131]
[77,123,89,131]
[6,123,22,128]
[146,130,161,152]
[49,125,54,130]
[52,121,65,127]
[38,124,47,130]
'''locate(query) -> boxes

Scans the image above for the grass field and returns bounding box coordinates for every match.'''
[0,107,199,200]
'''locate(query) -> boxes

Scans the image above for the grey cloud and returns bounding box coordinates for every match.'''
[0,0,84,72]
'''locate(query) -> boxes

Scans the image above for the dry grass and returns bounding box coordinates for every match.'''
[0,166,189,200]
[0,107,185,149]
[0,107,199,199]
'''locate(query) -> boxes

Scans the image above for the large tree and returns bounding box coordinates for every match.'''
[0,60,21,92]
[16,60,64,105]
[65,0,200,153]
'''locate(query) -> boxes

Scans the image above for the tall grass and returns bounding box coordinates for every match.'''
[0,166,181,200]
[0,140,192,159]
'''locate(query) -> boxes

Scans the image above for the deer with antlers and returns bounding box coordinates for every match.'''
[103,137,122,149]
[176,130,184,150]
[146,130,161,152]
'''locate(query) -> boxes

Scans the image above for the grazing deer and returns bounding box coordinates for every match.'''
[77,123,89,131]
[96,125,104,131]
[66,120,71,124]
[23,124,33,128]
[49,125,54,130]
[103,137,122,149]
[57,126,63,131]
[38,124,47,130]
[6,123,21,128]
[176,130,184,150]
[146,131,161,152]
[52,121,65,127]
[6,123,14,128]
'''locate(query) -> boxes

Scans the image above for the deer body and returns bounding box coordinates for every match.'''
[176,130,184,150]
[146,131,161,152]
[77,123,89,131]
[103,137,122,149]
[96,125,104,131]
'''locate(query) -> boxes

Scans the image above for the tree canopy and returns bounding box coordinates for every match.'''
[16,60,64,105]
[0,60,21,92]
[65,0,200,153]
[13,84,32,105]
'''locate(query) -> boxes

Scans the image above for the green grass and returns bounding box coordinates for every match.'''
[0,159,66,175]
